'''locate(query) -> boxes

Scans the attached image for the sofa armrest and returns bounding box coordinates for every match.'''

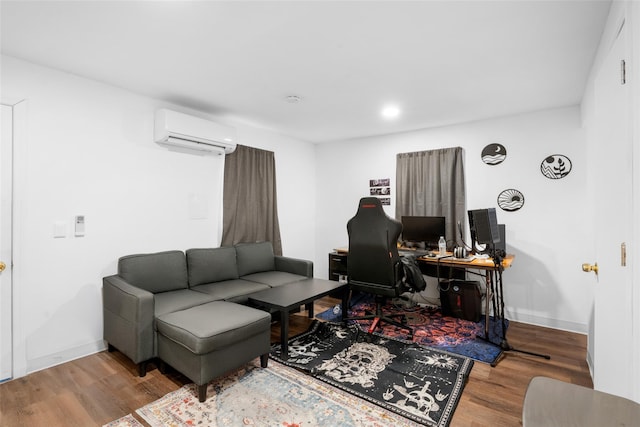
[103,275,155,365]
[274,256,313,278]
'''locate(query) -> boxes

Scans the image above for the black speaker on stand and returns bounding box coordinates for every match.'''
[467,207,550,364]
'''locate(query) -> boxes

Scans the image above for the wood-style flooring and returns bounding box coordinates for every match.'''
[0,297,592,426]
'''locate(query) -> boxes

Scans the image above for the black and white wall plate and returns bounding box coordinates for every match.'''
[481,143,507,165]
[498,189,525,212]
[540,154,572,179]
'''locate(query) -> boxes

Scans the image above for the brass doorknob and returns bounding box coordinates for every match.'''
[582,262,598,275]
[0,261,5,272]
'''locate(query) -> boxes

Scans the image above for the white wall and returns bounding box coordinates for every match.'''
[315,107,591,333]
[1,55,316,375]
[0,52,593,375]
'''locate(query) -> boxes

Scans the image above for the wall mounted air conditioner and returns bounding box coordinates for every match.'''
[154,109,237,155]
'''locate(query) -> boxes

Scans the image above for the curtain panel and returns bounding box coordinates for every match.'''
[395,147,466,247]
[221,145,283,255]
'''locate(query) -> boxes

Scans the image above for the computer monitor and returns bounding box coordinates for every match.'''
[400,216,446,249]
[468,208,500,248]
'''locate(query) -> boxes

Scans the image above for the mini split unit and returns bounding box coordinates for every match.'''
[154,109,237,155]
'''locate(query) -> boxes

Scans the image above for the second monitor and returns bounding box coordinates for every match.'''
[400,216,446,249]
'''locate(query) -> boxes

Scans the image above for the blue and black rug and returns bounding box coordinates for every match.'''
[317,298,507,365]
[271,321,473,427]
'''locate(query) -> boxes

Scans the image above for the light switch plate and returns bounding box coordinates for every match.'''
[188,193,208,219]
[53,221,68,238]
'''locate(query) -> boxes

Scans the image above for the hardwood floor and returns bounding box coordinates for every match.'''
[0,297,592,426]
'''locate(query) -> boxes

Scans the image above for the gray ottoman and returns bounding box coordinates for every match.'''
[156,301,271,402]
[522,376,640,426]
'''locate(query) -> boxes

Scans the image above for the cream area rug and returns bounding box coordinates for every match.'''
[133,358,422,426]
[103,414,145,427]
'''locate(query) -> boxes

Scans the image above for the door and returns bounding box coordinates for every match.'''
[589,24,634,398]
[0,104,13,382]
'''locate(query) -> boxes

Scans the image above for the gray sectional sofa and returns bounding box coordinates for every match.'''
[102,241,313,377]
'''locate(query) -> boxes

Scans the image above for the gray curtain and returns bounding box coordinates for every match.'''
[395,147,466,247]
[221,145,282,255]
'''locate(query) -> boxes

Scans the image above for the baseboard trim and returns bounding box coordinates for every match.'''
[26,340,107,376]
[586,348,595,380]
[506,310,587,335]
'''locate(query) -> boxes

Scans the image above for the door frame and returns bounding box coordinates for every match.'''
[631,1,640,403]
[1,99,27,379]
[1,104,13,381]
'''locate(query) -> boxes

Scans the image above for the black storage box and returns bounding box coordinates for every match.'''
[439,280,482,322]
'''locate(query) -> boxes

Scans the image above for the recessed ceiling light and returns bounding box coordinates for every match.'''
[381,104,401,119]
[285,95,302,103]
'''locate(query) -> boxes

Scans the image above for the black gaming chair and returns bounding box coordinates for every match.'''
[344,197,413,337]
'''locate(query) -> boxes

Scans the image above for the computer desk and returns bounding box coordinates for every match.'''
[331,248,513,341]
[417,253,514,347]
[419,252,549,365]
[332,248,548,365]
[418,252,514,270]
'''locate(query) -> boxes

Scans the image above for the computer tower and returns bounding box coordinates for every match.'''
[439,279,482,322]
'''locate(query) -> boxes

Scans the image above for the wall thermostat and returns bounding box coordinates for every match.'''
[75,215,85,237]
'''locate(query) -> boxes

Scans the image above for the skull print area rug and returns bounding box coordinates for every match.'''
[270,321,474,427]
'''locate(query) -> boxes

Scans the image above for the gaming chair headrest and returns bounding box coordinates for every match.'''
[356,197,384,215]
[349,197,402,242]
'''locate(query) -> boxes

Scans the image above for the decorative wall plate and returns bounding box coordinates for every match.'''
[481,143,507,165]
[497,189,525,212]
[540,154,572,179]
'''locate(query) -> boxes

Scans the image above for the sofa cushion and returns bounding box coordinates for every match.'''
[156,301,271,354]
[118,250,188,293]
[186,247,239,287]
[154,289,217,318]
[241,271,308,288]
[235,242,276,277]
[191,279,270,302]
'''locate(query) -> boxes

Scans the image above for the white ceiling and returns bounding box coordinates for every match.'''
[1,1,611,143]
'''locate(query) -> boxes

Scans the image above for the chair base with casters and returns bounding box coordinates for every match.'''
[345,294,413,339]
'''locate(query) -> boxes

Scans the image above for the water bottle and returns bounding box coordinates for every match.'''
[438,236,446,256]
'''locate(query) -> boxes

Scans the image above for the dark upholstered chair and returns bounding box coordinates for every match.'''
[522,376,640,426]
[345,197,412,337]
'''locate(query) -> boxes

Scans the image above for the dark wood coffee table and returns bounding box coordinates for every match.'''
[248,278,348,359]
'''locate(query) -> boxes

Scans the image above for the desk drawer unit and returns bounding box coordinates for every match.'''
[328,252,348,282]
